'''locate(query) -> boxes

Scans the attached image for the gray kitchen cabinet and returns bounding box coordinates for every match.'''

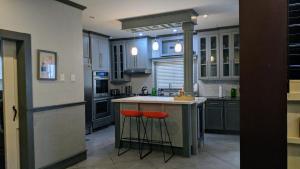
[83,32,90,64]
[205,98,240,133]
[220,29,240,80]
[111,41,130,83]
[205,100,224,130]
[91,34,110,71]
[199,32,220,80]
[198,28,239,80]
[125,37,152,71]
[224,101,240,131]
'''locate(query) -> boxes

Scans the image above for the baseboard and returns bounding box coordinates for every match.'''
[205,129,240,135]
[39,150,87,169]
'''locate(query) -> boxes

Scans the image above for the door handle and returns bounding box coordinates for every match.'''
[12,106,18,122]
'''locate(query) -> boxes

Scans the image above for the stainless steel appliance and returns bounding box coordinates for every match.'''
[93,71,109,97]
[92,97,112,129]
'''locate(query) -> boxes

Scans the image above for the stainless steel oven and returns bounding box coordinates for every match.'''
[93,71,109,97]
[92,97,112,129]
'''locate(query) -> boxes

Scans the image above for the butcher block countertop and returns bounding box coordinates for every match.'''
[111,96,206,105]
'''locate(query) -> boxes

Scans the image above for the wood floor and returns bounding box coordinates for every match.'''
[68,126,240,169]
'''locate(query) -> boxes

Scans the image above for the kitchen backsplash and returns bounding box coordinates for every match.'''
[110,75,153,94]
[198,80,240,97]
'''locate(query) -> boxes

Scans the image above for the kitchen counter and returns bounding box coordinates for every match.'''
[204,96,240,101]
[112,96,207,157]
[112,96,207,105]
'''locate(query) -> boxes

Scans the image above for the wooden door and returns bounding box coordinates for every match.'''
[2,40,20,169]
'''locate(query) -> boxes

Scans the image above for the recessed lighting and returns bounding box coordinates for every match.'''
[138,33,143,36]
[89,16,95,19]
[109,36,113,39]
[203,14,208,18]
[173,29,177,33]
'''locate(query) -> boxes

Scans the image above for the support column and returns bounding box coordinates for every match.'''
[182,22,194,96]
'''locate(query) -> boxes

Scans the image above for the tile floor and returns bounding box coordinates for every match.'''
[68,125,240,169]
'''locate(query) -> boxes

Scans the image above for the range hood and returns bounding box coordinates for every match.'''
[124,68,152,75]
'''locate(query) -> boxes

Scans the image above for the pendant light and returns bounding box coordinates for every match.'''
[152,39,159,51]
[131,47,138,56]
[131,32,138,56]
[175,41,182,53]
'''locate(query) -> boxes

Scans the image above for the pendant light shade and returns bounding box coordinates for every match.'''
[152,40,159,51]
[175,42,182,53]
[131,47,138,56]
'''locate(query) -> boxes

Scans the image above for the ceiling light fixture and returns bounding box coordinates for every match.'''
[175,42,182,53]
[203,14,208,18]
[131,47,138,56]
[152,39,159,51]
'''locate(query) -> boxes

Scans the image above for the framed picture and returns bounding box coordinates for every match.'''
[38,50,57,80]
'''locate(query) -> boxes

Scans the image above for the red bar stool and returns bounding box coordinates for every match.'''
[118,109,143,157]
[141,111,175,163]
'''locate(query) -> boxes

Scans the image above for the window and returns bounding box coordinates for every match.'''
[155,58,197,89]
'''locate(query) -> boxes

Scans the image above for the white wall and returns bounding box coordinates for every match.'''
[0,0,84,107]
[0,0,85,168]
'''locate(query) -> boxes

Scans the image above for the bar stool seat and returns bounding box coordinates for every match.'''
[143,111,168,119]
[121,110,142,117]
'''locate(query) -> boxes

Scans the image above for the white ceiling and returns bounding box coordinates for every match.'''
[71,0,239,38]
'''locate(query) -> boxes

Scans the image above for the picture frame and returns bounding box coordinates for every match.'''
[37,50,57,80]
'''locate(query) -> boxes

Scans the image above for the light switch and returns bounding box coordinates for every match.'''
[71,74,76,82]
[60,73,65,81]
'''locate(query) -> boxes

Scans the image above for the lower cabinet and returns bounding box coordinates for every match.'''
[205,100,224,130]
[205,99,240,133]
[224,101,240,131]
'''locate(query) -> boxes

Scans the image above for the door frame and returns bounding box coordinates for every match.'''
[0,29,34,169]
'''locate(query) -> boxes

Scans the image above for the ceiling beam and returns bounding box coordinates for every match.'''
[119,9,198,31]
[55,0,87,10]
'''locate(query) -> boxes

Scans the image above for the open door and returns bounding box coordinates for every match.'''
[2,40,20,169]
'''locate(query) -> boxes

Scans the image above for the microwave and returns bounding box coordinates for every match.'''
[93,71,109,97]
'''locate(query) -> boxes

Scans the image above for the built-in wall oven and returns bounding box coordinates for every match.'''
[92,97,112,129]
[92,71,111,130]
[93,71,109,97]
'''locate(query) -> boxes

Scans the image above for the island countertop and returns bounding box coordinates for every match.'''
[111,96,207,105]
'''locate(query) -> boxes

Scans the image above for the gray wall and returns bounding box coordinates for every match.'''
[0,0,85,168]
[34,105,85,169]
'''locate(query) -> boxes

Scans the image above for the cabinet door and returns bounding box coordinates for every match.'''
[224,101,240,131]
[220,33,231,79]
[125,40,136,69]
[199,37,208,79]
[205,101,224,130]
[83,33,90,64]
[208,35,219,79]
[91,35,100,70]
[118,44,125,79]
[111,44,119,80]
[98,36,110,71]
[232,33,240,78]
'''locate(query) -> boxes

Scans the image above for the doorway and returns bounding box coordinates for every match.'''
[0,40,21,169]
[0,30,34,169]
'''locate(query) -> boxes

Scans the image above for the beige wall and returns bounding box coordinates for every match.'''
[0,0,85,168]
[0,0,84,107]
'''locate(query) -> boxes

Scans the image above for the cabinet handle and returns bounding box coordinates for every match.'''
[209,102,220,105]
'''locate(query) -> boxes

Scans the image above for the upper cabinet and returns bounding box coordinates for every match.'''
[90,34,110,71]
[111,41,130,83]
[83,32,90,65]
[125,38,152,71]
[199,28,240,80]
[199,33,220,80]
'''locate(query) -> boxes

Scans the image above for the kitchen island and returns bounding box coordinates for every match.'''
[112,96,206,157]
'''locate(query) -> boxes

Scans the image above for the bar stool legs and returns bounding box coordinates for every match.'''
[142,116,175,163]
[118,116,142,157]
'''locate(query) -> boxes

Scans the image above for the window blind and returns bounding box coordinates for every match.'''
[155,60,184,89]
